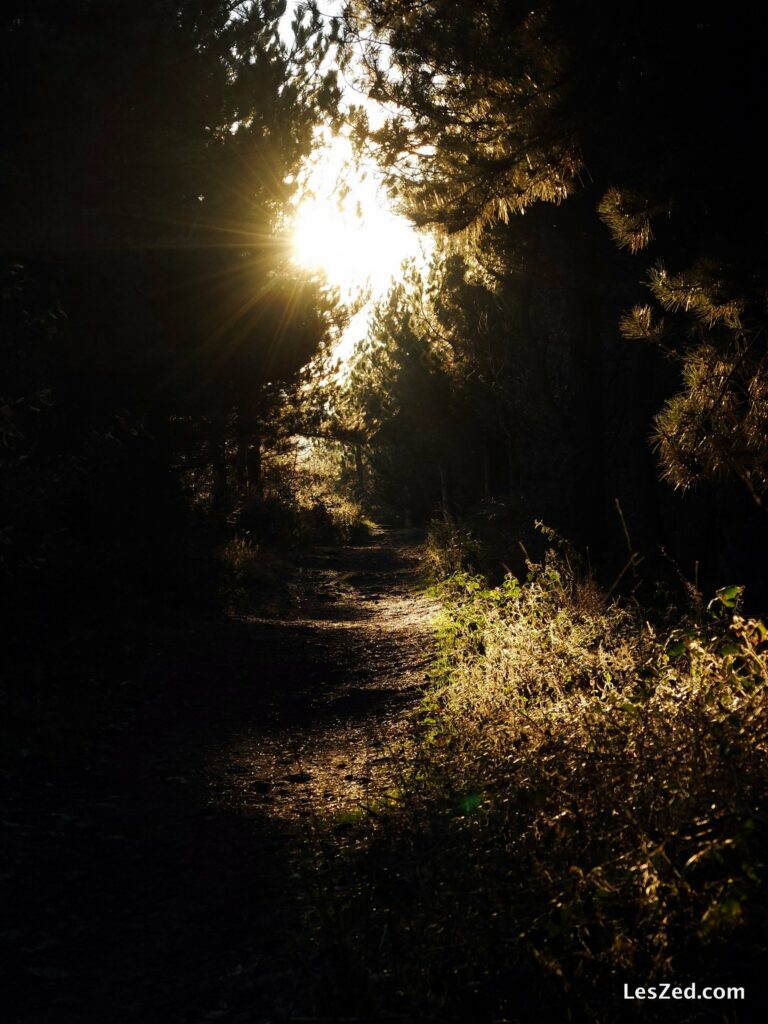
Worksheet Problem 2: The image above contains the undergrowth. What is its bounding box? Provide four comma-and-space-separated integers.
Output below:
218, 536, 293, 615
303, 545, 768, 1022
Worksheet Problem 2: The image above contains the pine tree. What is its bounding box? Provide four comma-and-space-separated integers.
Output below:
346, 3, 768, 518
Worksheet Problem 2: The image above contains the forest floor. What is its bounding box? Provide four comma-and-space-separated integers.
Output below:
4, 528, 438, 1024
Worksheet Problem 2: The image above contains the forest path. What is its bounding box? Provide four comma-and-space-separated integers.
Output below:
210, 527, 437, 822
6, 528, 438, 1024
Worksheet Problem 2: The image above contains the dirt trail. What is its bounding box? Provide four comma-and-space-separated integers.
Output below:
5, 528, 437, 1024
212, 527, 437, 821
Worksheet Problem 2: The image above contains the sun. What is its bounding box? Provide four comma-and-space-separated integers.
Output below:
290, 134, 425, 299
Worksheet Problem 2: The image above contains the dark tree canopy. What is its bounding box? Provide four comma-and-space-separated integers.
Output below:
1, 1, 340, 634
328, 2, 768, 588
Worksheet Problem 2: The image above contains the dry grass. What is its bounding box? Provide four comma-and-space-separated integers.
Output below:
303, 548, 768, 1022
218, 537, 289, 614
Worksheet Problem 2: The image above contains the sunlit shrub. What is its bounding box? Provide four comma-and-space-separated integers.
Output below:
306, 549, 768, 1022
218, 536, 286, 614
425, 518, 487, 578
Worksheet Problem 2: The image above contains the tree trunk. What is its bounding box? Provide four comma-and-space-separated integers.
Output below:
439, 464, 454, 524
354, 443, 365, 499
569, 279, 605, 552
482, 426, 492, 500
246, 431, 262, 500
403, 483, 413, 527
507, 440, 517, 501
210, 432, 228, 513
236, 405, 262, 500
235, 432, 248, 498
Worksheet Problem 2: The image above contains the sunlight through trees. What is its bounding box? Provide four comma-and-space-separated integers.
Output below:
4, 5, 768, 1022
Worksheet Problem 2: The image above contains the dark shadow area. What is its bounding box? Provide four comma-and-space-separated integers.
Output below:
3, 531, 434, 1024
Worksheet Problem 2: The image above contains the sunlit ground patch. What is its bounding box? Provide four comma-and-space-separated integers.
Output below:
206, 534, 438, 823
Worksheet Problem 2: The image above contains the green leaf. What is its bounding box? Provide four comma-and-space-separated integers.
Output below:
716, 585, 743, 608
667, 640, 685, 659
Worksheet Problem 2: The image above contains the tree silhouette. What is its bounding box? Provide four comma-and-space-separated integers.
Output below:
344, 2, 768, 533
1, 1, 339, 634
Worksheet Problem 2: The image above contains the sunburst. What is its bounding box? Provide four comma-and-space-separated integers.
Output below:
290, 133, 425, 301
